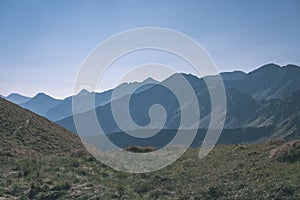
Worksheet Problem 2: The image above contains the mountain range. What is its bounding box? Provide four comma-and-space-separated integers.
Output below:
57, 64, 300, 143
1, 63, 300, 145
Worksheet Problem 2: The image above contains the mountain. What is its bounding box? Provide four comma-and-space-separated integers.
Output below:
0, 97, 84, 156
57, 86, 300, 142
21, 93, 62, 117
221, 71, 247, 80
20, 64, 300, 123
45, 78, 158, 121
224, 64, 300, 100
45, 89, 112, 121
4, 93, 31, 104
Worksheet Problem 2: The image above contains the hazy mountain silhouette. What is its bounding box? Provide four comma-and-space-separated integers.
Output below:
4, 93, 31, 104
45, 89, 111, 121
0, 63, 299, 154
46, 78, 158, 121
21, 93, 62, 117
7, 63, 299, 143
11, 64, 299, 123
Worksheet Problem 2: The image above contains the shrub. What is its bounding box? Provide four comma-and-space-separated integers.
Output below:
270, 140, 300, 163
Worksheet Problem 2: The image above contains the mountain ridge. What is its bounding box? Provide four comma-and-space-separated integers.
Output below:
4, 63, 300, 132
20, 93, 62, 117
4, 93, 31, 104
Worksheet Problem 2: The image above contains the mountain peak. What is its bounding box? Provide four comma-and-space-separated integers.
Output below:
35, 92, 48, 97
143, 77, 158, 83
32, 93, 57, 101
259, 63, 281, 71
21, 93, 62, 116
248, 63, 281, 76
77, 89, 92, 96
7, 93, 22, 98
5, 93, 31, 104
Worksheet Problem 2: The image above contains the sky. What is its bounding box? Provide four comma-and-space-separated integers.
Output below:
0, 0, 300, 99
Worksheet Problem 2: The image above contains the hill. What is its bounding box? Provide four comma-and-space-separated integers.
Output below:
0, 97, 84, 156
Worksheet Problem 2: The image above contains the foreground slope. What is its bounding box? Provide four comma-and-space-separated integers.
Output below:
0, 140, 299, 199
0, 97, 84, 156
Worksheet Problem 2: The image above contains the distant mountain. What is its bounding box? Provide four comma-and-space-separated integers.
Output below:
58, 85, 300, 141
220, 71, 247, 80
0, 97, 84, 156
21, 93, 62, 117
4, 93, 31, 104
224, 64, 300, 100
46, 78, 158, 121
10, 63, 299, 143
20, 64, 300, 123
46, 89, 111, 121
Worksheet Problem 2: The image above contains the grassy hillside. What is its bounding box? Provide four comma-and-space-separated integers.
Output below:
0, 140, 299, 199
0, 97, 85, 156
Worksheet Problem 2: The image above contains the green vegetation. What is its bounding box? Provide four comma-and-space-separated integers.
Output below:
1, 141, 299, 199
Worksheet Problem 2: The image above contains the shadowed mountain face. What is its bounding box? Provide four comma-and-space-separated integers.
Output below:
55, 64, 300, 142
57, 86, 300, 142
0, 97, 85, 156
224, 64, 300, 100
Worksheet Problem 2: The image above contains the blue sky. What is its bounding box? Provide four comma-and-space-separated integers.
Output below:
0, 0, 299, 98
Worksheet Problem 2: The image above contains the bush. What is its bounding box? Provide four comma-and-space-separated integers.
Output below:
125, 146, 156, 153
270, 140, 300, 163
